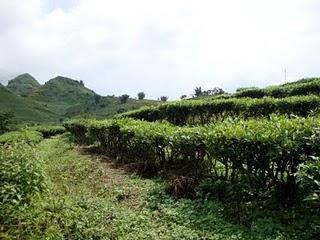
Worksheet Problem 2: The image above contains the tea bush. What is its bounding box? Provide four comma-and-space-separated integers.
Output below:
118, 95, 320, 125
64, 116, 320, 206
0, 144, 46, 207
0, 130, 43, 145
28, 125, 65, 138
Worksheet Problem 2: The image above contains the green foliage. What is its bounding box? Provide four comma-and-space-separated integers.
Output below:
296, 157, 320, 206
137, 91, 145, 100
3, 135, 318, 239
7, 73, 40, 96
194, 86, 202, 97
0, 111, 15, 134
160, 96, 168, 102
236, 78, 320, 98
120, 94, 130, 104
65, 116, 320, 207
0, 144, 46, 208
0, 84, 59, 123
180, 94, 187, 100
0, 130, 43, 145
119, 95, 320, 125
27, 125, 65, 138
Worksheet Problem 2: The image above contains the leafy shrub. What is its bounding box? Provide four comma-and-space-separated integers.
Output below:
118, 95, 320, 125
296, 157, 320, 207
0, 130, 43, 145
236, 78, 320, 98
0, 111, 16, 134
137, 92, 145, 100
65, 116, 320, 206
0, 144, 46, 206
28, 125, 65, 138
119, 94, 129, 104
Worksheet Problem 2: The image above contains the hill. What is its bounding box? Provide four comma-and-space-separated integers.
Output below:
0, 84, 59, 123
31, 76, 95, 104
0, 74, 159, 123
7, 73, 40, 96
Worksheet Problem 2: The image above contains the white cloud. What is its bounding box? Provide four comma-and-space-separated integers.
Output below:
0, 0, 320, 98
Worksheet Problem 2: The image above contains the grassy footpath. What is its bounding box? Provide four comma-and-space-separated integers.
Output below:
1, 135, 315, 239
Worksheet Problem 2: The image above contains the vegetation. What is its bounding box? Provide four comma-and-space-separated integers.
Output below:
0, 130, 43, 145
27, 125, 66, 138
160, 96, 168, 102
0, 111, 15, 134
64, 116, 320, 208
119, 95, 320, 125
137, 92, 145, 100
120, 94, 130, 104
1, 135, 318, 239
1, 75, 320, 239
236, 77, 320, 98
0, 74, 159, 123
7, 73, 40, 96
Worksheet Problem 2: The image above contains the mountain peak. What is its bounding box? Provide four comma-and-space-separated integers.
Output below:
7, 73, 40, 96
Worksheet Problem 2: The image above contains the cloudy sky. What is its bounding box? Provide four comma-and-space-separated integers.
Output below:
0, 0, 320, 99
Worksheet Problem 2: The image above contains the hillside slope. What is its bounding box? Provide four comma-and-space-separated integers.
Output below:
0, 84, 59, 123
0, 74, 159, 123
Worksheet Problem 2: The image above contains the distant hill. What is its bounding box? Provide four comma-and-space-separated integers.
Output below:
7, 73, 40, 96
0, 84, 58, 123
0, 73, 159, 123
31, 76, 95, 104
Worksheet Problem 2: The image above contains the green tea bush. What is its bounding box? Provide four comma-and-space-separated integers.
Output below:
0, 130, 43, 145
65, 116, 320, 205
118, 96, 320, 125
0, 111, 16, 134
236, 78, 320, 98
0, 144, 46, 206
28, 125, 65, 138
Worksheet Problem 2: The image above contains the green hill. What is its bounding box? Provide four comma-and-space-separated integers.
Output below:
7, 73, 40, 96
0, 74, 159, 123
0, 84, 59, 123
31, 76, 95, 104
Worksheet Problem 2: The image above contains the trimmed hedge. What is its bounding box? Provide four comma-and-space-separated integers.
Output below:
0, 144, 46, 206
118, 96, 320, 125
236, 78, 320, 98
28, 125, 65, 138
0, 130, 43, 145
64, 116, 320, 204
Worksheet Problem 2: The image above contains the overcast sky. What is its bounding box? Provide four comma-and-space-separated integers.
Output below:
0, 0, 320, 99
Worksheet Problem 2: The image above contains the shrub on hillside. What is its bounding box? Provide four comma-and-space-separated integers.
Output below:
0, 130, 43, 145
0, 111, 16, 134
28, 125, 65, 138
0, 144, 46, 206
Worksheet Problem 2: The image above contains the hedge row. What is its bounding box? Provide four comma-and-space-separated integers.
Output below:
236, 78, 320, 98
118, 95, 320, 125
64, 116, 320, 204
0, 130, 43, 145
27, 125, 66, 138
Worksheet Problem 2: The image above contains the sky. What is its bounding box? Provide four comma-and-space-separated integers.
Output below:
0, 0, 320, 99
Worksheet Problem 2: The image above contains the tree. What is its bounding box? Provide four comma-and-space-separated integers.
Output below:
79, 80, 84, 86
160, 96, 168, 102
137, 92, 145, 100
194, 87, 202, 97
208, 87, 225, 96
180, 94, 187, 100
119, 94, 129, 104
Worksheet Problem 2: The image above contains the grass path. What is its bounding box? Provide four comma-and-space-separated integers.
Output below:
6, 135, 301, 239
